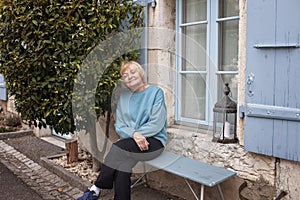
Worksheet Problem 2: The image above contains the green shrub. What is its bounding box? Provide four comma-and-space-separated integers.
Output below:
0, 0, 143, 134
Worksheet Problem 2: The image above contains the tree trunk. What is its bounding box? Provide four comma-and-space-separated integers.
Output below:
65, 139, 78, 164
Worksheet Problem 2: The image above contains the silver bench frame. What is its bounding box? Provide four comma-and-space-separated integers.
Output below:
131, 151, 236, 200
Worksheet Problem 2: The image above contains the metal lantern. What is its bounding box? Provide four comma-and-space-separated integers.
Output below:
212, 83, 238, 143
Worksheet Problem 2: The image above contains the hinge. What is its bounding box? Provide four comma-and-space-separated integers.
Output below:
254, 44, 300, 48
239, 105, 245, 119
240, 104, 300, 122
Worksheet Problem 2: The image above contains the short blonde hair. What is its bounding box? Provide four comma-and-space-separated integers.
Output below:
120, 61, 146, 83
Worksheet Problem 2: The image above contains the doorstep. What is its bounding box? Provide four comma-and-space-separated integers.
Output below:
41, 135, 67, 149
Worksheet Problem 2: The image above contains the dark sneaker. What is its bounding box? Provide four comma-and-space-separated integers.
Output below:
77, 189, 99, 200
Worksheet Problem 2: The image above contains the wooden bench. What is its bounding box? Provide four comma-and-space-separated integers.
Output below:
132, 151, 236, 200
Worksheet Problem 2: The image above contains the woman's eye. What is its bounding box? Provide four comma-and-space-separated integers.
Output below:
122, 74, 128, 80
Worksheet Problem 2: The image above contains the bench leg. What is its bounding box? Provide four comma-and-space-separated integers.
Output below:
131, 165, 152, 189
217, 184, 225, 200
200, 184, 205, 200
184, 178, 199, 200
131, 172, 147, 188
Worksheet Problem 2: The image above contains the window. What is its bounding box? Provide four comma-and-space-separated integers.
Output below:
176, 0, 239, 126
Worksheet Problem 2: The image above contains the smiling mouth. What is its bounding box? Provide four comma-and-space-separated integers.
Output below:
127, 78, 137, 83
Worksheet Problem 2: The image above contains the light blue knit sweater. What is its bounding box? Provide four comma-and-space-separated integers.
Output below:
114, 85, 167, 146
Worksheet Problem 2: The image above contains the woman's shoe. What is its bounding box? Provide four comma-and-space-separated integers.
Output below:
77, 189, 99, 200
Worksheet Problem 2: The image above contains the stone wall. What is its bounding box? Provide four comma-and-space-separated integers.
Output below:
237, 0, 247, 145
145, 0, 300, 199
276, 160, 300, 199
0, 100, 6, 114
147, 0, 176, 126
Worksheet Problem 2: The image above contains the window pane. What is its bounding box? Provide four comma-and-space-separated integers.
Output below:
219, 20, 239, 71
181, 74, 206, 120
219, 0, 239, 18
217, 74, 238, 101
182, 25, 207, 71
182, 0, 207, 23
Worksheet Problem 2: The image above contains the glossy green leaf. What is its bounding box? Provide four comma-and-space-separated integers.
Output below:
0, 0, 143, 135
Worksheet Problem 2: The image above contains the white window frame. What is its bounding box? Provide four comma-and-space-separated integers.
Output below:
175, 0, 239, 127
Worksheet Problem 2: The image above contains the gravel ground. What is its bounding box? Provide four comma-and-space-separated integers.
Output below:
4, 134, 65, 162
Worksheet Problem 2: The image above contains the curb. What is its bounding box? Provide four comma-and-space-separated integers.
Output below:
40, 154, 91, 192
0, 130, 90, 193
0, 129, 33, 140
0, 139, 85, 199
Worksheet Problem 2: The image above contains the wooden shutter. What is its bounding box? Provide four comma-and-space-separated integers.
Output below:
243, 0, 300, 162
0, 74, 6, 101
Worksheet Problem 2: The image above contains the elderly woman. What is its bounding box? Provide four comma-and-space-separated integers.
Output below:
78, 61, 167, 200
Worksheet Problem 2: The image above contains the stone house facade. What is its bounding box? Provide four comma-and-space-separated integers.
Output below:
3, 1, 300, 199
142, 0, 300, 199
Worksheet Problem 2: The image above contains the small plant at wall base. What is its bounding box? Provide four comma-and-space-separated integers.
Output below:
0, 127, 13, 133
0, 111, 22, 133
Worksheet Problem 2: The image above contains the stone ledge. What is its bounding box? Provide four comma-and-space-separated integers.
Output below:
40, 154, 91, 192
0, 129, 33, 140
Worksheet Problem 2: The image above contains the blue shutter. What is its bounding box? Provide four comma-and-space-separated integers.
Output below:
0, 74, 6, 101
243, 0, 300, 162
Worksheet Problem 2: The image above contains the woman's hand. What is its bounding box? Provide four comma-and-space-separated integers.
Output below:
133, 132, 149, 151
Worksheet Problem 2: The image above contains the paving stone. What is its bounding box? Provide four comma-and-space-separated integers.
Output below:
32, 165, 42, 171
40, 169, 53, 177
0, 140, 83, 199
67, 188, 82, 196
12, 151, 21, 157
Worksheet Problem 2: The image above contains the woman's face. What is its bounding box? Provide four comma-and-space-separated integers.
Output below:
122, 65, 144, 91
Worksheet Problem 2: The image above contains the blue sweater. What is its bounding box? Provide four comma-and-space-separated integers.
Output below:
114, 85, 167, 146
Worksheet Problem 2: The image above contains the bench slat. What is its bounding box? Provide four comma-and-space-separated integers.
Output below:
144, 151, 236, 187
